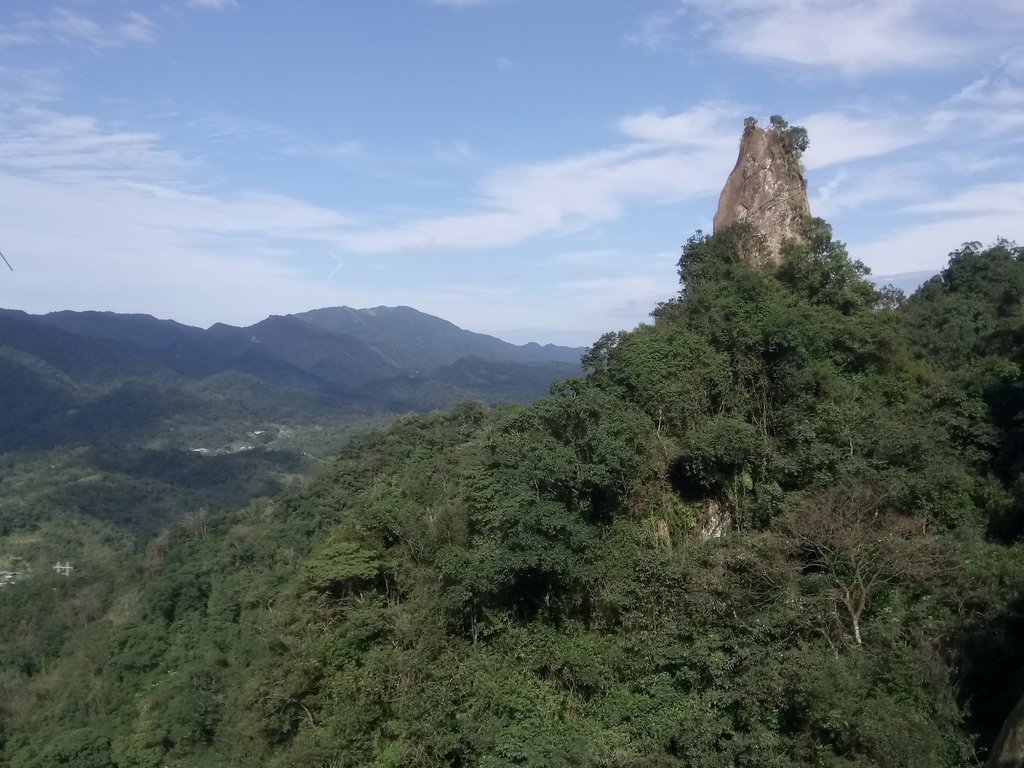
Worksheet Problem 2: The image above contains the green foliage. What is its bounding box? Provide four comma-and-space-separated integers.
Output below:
768, 114, 810, 158
778, 218, 878, 314
3, 228, 1024, 767
902, 239, 1024, 538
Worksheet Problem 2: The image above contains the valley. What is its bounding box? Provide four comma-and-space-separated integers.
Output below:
0, 305, 582, 583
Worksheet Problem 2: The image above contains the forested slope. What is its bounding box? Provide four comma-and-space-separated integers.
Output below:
0, 305, 580, 577
2, 223, 1023, 767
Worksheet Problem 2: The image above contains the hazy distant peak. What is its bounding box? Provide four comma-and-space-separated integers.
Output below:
293, 305, 583, 372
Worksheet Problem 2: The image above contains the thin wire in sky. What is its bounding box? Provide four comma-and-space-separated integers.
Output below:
0, 251, 12, 271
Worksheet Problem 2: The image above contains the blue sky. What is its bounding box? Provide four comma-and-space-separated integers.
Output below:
1, 0, 1022, 345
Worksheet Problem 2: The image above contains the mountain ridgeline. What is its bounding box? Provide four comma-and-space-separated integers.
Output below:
295, 306, 582, 371
2, 120, 1024, 767
0, 306, 582, 550
0, 305, 583, 448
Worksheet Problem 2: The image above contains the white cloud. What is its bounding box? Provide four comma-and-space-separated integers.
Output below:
0, 30, 36, 46
0, 65, 62, 106
929, 47, 1024, 137
626, 6, 686, 52
190, 113, 295, 144
799, 111, 922, 169
429, 139, 482, 165
186, 0, 240, 10
635, 0, 1024, 75
0, 8, 158, 50
283, 140, 363, 162
702, 0, 951, 74
850, 182, 1024, 272
0, 156, 614, 342
0, 170, 359, 324
618, 102, 741, 147
0, 108, 188, 180
853, 214, 1024, 274
428, 0, 501, 7
905, 182, 1024, 217
187, 112, 365, 165
810, 165, 930, 218
50, 8, 156, 48
326, 102, 744, 254
333, 139, 733, 254
4, 54, 1020, 345
0, 103, 366, 327
173, 100, 945, 258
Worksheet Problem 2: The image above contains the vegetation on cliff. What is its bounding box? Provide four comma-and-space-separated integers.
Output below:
1, 222, 1023, 767
714, 118, 811, 265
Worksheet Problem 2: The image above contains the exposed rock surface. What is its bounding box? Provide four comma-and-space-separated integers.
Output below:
698, 498, 729, 542
988, 692, 1024, 767
713, 124, 811, 267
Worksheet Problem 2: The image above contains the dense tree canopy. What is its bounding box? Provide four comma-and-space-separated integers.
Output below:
2, 225, 1024, 767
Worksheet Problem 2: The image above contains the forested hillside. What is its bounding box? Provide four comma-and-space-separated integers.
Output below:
2, 220, 1022, 767
0, 306, 580, 577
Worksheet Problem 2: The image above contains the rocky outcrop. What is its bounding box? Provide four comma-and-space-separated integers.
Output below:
988, 692, 1024, 767
713, 123, 811, 267
697, 499, 729, 542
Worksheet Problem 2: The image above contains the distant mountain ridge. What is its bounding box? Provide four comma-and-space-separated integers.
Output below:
27, 305, 583, 379
294, 305, 583, 371
0, 305, 584, 452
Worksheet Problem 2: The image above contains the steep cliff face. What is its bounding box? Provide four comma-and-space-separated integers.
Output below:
713, 124, 811, 267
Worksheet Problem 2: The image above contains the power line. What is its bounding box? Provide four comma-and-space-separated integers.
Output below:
0, 251, 12, 271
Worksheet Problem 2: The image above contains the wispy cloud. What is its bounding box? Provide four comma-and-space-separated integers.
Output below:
633, 0, 1024, 75
929, 47, 1024, 137
625, 5, 686, 52
853, 215, 1024, 274
428, 0, 502, 7
906, 182, 1024, 217
186, 0, 240, 10
283, 140, 363, 162
190, 113, 363, 163
2, 44, 1019, 342
332, 129, 734, 254
0, 29, 36, 46
846, 180, 1024, 273
619, 105, 925, 169
429, 139, 483, 165
239, 98, 969, 257
0, 103, 357, 277
693, 0, 952, 74
0, 65, 62, 105
0, 108, 188, 181
190, 113, 294, 144
799, 111, 923, 169
0, 8, 158, 50
617, 102, 740, 147
320, 103, 744, 254
811, 165, 931, 218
